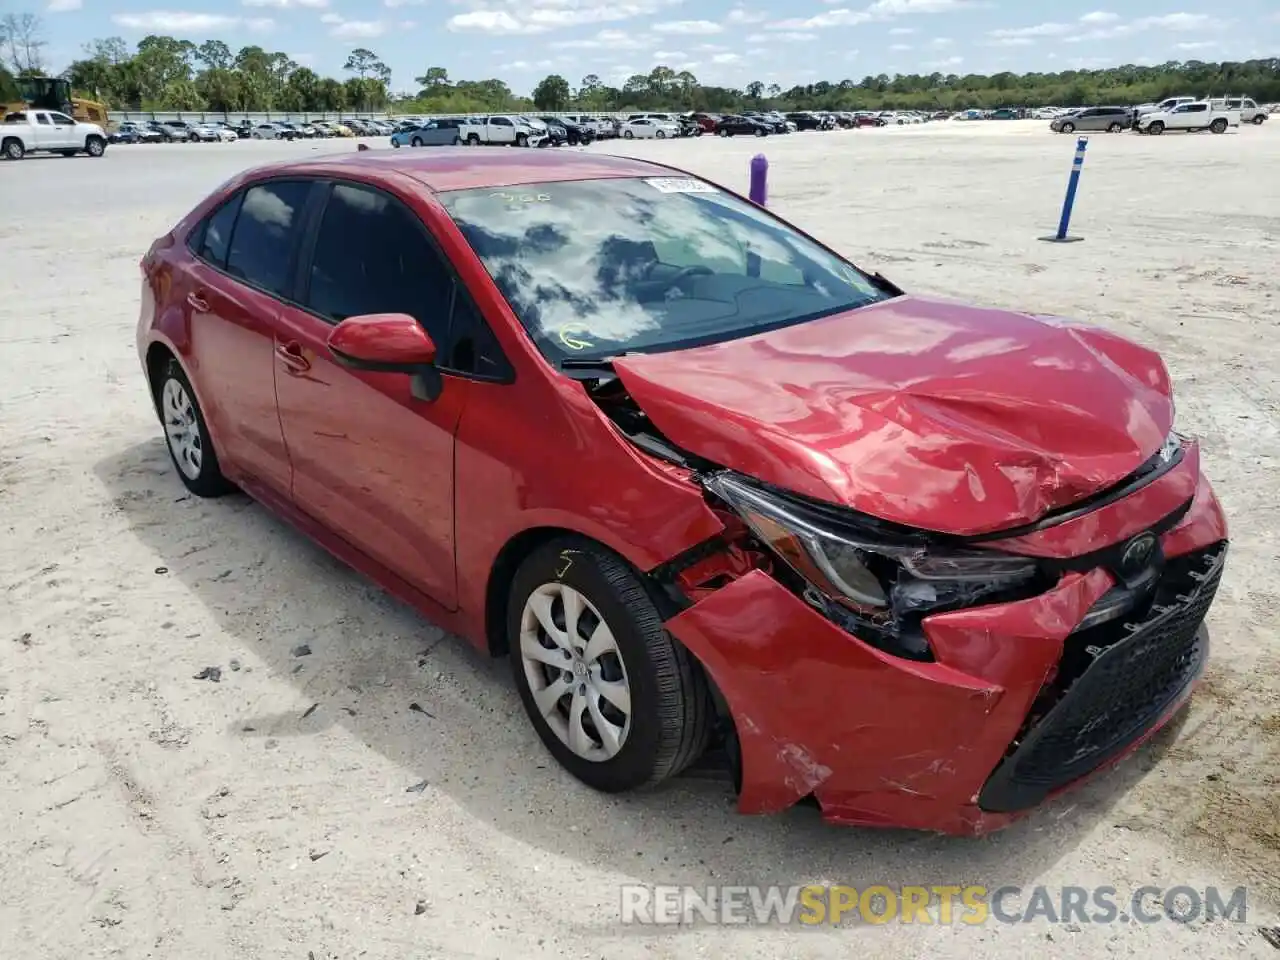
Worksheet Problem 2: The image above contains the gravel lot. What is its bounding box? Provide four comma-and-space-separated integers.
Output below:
2, 120, 1278, 959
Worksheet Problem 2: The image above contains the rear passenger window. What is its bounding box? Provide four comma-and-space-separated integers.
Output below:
193, 194, 243, 269
225, 180, 312, 298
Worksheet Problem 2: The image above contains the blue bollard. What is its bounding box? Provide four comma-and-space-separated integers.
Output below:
1039, 136, 1088, 243
749, 153, 769, 206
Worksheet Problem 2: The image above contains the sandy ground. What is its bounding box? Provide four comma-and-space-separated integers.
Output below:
1, 118, 1278, 959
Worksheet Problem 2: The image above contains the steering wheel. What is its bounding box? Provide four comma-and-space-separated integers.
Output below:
665, 265, 714, 285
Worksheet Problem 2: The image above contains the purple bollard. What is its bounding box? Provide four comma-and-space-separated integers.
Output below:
749, 153, 769, 206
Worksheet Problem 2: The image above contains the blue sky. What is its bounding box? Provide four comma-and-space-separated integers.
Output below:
32, 0, 1280, 96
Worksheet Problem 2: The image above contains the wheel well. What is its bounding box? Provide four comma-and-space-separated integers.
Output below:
484, 527, 578, 657
483, 527, 683, 657
145, 342, 176, 412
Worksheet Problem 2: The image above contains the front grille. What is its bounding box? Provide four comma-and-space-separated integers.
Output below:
978, 541, 1226, 813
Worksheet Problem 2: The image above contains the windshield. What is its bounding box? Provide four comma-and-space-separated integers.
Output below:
437, 176, 891, 364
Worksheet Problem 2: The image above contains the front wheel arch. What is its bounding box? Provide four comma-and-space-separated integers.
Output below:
484, 526, 686, 658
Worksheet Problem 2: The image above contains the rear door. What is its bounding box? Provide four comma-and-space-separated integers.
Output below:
177, 179, 317, 494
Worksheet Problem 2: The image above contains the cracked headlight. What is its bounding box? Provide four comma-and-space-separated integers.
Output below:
704, 472, 1041, 657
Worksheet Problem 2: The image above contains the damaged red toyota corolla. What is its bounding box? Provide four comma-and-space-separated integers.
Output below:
137, 150, 1227, 834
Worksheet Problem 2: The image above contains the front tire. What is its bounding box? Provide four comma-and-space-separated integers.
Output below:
1149, 121, 1165, 135
1107, 122, 1123, 132
508, 537, 713, 793
411, 137, 423, 147
1252, 115, 1266, 125
155, 358, 234, 498
623, 129, 634, 139
1061, 121, 1075, 134
655, 129, 666, 139
85, 135, 106, 157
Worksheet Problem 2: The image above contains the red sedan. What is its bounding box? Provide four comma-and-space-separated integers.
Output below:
137, 149, 1228, 835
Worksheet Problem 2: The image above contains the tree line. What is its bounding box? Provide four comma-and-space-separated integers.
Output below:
3, 14, 1278, 116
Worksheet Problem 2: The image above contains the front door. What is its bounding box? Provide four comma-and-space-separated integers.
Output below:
274, 180, 465, 607
179, 179, 315, 494
48, 111, 79, 147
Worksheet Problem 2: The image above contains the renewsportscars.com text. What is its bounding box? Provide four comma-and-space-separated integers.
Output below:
620, 884, 1249, 926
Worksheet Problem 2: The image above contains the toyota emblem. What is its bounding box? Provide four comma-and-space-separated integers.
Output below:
1120, 532, 1157, 573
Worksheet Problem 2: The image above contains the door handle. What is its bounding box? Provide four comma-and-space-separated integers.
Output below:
187, 291, 210, 313
275, 341, 311, 373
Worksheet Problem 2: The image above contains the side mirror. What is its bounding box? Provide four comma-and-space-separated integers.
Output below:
327, 313, 443, 402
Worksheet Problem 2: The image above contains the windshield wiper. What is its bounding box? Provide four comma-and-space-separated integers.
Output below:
560, 351, 640, 371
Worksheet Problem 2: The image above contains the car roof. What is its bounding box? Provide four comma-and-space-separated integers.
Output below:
263, 148, 683, 193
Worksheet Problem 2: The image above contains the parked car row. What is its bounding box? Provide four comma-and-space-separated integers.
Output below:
108, 117, 401, 144
1044, 96, 1268, 135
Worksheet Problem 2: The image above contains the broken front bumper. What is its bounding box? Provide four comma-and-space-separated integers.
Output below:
664, 452, 1228, 835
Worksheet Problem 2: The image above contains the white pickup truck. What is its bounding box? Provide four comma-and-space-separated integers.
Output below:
1, 108, 110, 159
1134, 100, 1238, 135
457, 115, 547, 147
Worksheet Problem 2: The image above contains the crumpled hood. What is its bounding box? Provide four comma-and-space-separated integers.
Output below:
612, 296, 1174, 536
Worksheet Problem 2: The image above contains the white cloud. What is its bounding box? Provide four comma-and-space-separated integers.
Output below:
242, 0, 327, 7
110, 11, 274, 32
321, 14, 389, 37
866, 0, 978, 12
449, 0, 678, 33
652, 49, 683, 58
988, 21, 1072, 39
929, 35, 952, 45
890, 42, 911, 50
46, 0, 82, 11
1174, 40, 1216, 50
384, 0, 427, 5
1065, 12, 1223, 42
888, 26, 914, 34
726, 7, 767, 24
925, 55, 962, 68
770, 9, 872, 29
551, 28, 651, 49
652, 19, 722, 33
711, 51, 741, 63
1078, 10, 1118, 24
448, 9, 546, 32
988, 36, 1032, 46
748, 30, 816, 40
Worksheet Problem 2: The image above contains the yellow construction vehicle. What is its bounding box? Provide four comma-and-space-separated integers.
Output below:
3, 76, 109, 127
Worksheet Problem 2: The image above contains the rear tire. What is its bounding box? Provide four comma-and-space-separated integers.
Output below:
2, 138, 25, 160
1210, 118, 1228, 134
153, 358, 234, 498
508, 537, 713, 793
467, 134, 480, 146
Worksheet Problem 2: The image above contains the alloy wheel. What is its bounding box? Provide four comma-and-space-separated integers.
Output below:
519, 582, 632, 762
